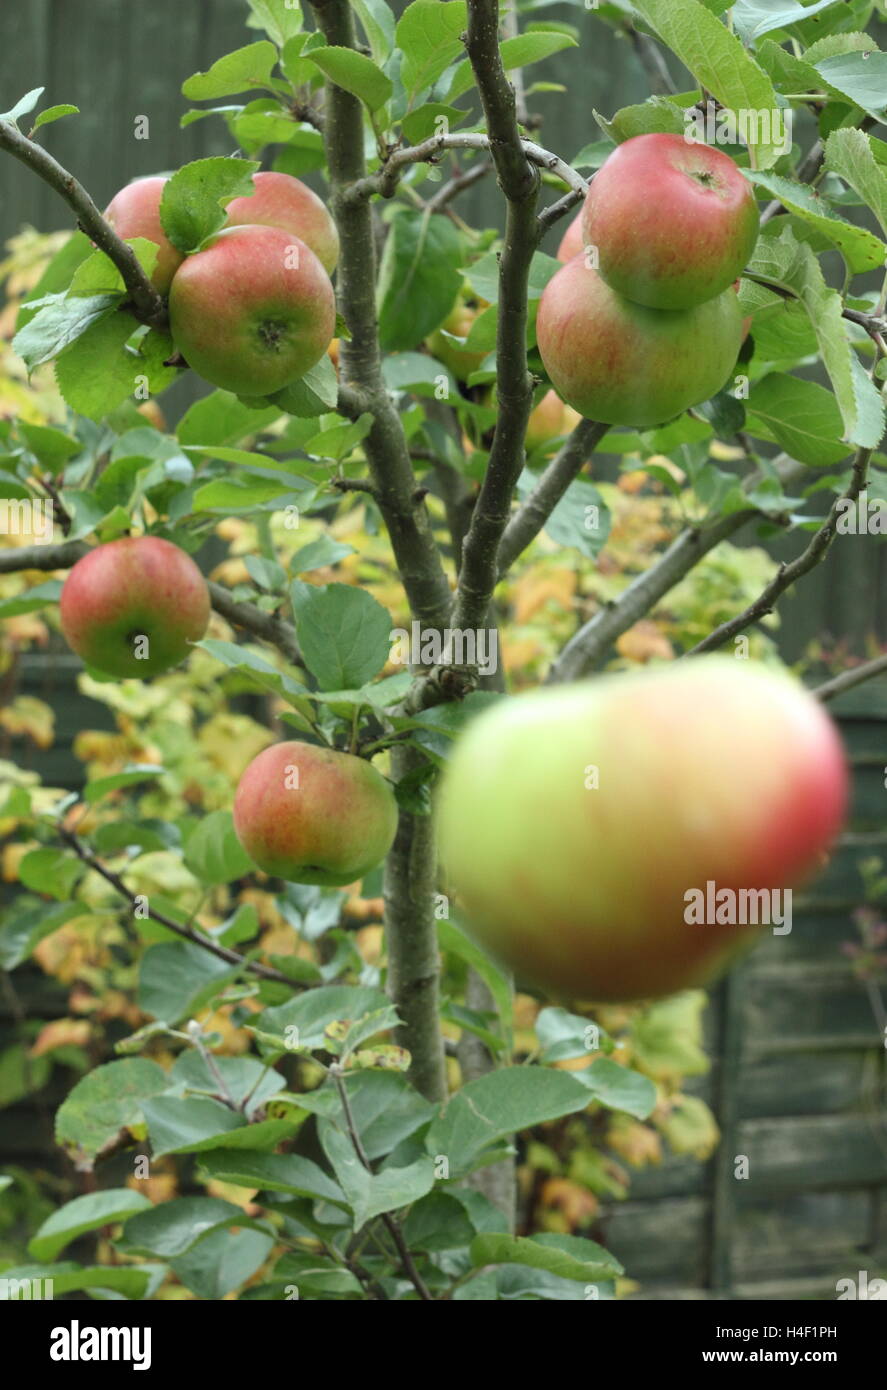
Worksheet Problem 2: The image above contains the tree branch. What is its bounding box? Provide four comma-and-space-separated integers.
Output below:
0, 117, 167, 330
309, 0, 452, 632
344, 132, 585, 204
687, 448, 872, 656
497, 419, 607, 574
450, 0, 540, 633
59, 826, 297, 988
548, 454, 808, 683
814, 652, 887, 702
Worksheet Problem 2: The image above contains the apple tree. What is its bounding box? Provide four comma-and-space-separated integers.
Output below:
0, 0, 885, 1300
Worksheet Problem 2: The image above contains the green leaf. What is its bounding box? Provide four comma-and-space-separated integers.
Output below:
571, 1058, 657, 1119
319, 1122, 434, 1228
352, 0, 396, 63
140, 1094, 295, 1156
746, 170, 884, 273
18, 421, 80, 469
814, 52, 887, 121
83, 764, 164, 804
28, 1188, 152, 1261
397, 0, 468, 96
160, 156, 260, 255
308, 46, 392, 111
731, 0, 843, 42
124, 1196, 266, 1257
0, 900, 83, 971
303, 412, 373, 461
18, 847, 82, 900
183, 808, 255, 885
269, 1250, 363, 1298
536, 1006, 610, 1064
516, 471, 611, 557
750, 225, 885, 449
0, 580, 63, 620
291, 581, 392, 690
0, 87, 44, 125
438, 919, 513, 1049
824, 127, 887, 239
0, 1263, 150, 1300
171, 1226, 273, 1299
246, 0, 305, 47
55, 317, 178, 421
401, 103, 468, 144
631, 0, 783, 168
403, 1191, 476, 1251
377, 209, 464, 351
273, 354, 339, 417
138, 940, 242, 1025
255, 984, 391, 1055
13, 293, 119, 371
745, 373, 852, 466
182, 41, 279, 100
197, 1149, 346, 1204
469, 1231, 622, 1283
448, 31, 577, 101
177, 389, 281, 447
55, 1058, 169, 1163
425, 1068, 592, 1178
290, 536, 354, 572
595, 96, 686, 144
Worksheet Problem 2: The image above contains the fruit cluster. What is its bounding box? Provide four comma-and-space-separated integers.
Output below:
106, 171, 339, 396
538, 133, 759, 428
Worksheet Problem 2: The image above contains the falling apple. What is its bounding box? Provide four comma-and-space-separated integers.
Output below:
438, 657, 847, 1003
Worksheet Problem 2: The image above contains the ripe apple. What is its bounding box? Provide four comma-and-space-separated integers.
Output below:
223, 171, 339, 274
536, 255, 743, 428
556, 210, 584, 264
438, 657, 847, 1004
60, 536, 210, 679
425, 294, 488, 381
233, 740, 398, 886
582, 133, 759, 311
526, 389, 582, 453
168, 225, 336, 396
104, 176, 183, 293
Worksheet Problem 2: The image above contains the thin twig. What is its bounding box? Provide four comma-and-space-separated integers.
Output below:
814, 653, 887, 702
0, 115, 167, 329
58, 825, 297, 988
686, 448, 872, 656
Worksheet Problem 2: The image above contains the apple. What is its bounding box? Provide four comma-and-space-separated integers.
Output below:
223, 171, 339, 274
582, 133, 759, 311
104, 176, 183, 293
60, 536, 210, 679
233, 740, 398, 886
168, 225, 336, 397
425, 294, 488, 381
438, 657, 847, 1004
536, 254, 743, 428
556, 210, 584, 264
526, 389, 582, 453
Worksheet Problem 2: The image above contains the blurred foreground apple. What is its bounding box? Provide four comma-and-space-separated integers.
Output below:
438, 658, 847, 1002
